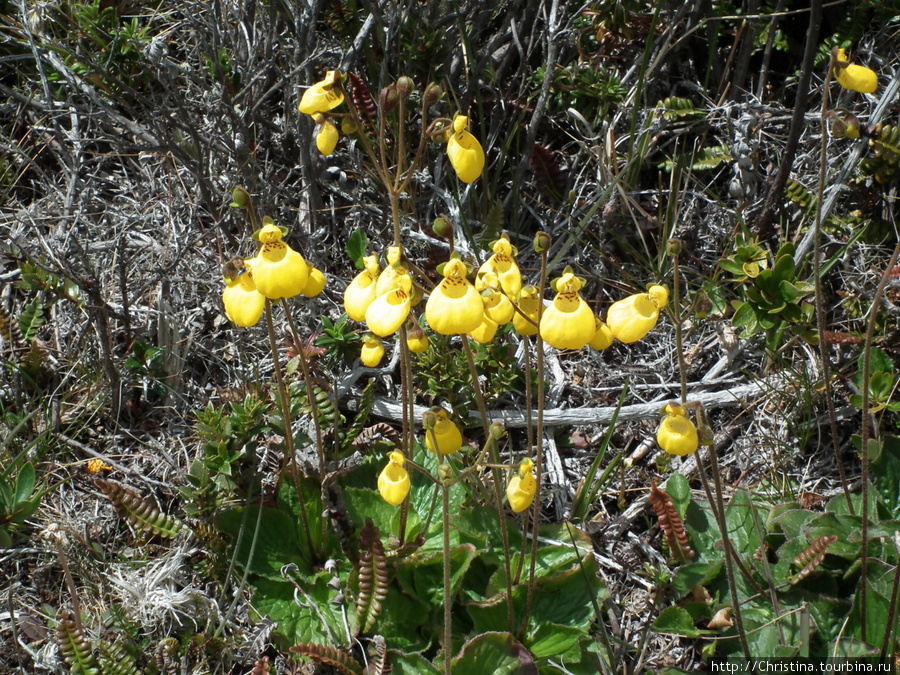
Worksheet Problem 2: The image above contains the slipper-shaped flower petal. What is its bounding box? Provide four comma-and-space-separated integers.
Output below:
476, 235, 522, 298
245, 222, 309, 300
606, 284, 668, 344
378, 451, 410, 505
365, 272, 412, 337
468, 312, 499, 344
222, 272, 265, 327
540, 272, 595, 350
302, 267, 327, 298
589, 317, 614, 351
447, 114, 485, 183
360, 333, 385, 367
299, 70, 345, 115
425, 408, 463, 455
316, 120, 339, 156
507, 458, 536, 513
344, 255, 380, 321
513, 286, 540, 337
425, 258, 484, 335
834, 48, 877, 94
656, 403, 698, 457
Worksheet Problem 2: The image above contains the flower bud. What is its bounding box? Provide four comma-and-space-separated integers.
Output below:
422, 409, 437, 431
666, 238, 682, 257
423, 83, 442, 106
231, 187, 251, 209
396, 76, 414, 99
432, 217, 454, 241
489, 421, 506, 440
534, 231, 551, 253
380, 85, 399, 113
438, 463, 453, 484
341, 117, 358, 135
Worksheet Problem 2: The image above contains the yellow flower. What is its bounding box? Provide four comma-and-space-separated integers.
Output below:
344, 255, 380, 321
468, 312, 498, 344
589, 317, 613, 351
833, 48, 877, 94
481, 289, 514, 325
513, 285, 540, 337
365, 271, 412, 337
360, 333, 384, 367
447, 114, 485, 183
245, 221, 309, 300
476, 235, 522, 298
539, 271, 595, 350
424, 408, 463, 455
375, 246, 405, 296
606, 285, 668, 344
656, 403, 698, 456
302, 267, 327, 298
425, 257, 484, 335
378, 451, 410, 506
222, 271, 265, 327
506, 458, 536, 513
316, 121, 339, 156
407, 325, 429, 354
298, 70, 344, 115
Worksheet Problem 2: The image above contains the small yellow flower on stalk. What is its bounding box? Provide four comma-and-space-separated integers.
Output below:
378, 451, 410, 506
315, 119, 339, 156
375, 246, 406, 296
589, 317, 614, 351
446, 114, 485, 183
656, 403, 699, 457
506, 458, 536, 514
540, 270, 596, 350
476, 234, 522, 299
478, 270, 515, 325
298, 70, 345, 115
302, 267, 327, 298
407, 323, 429, 354
425, 257, 484, 336
424, 407, 463, 455
344, 254, 380, 322
513, 285, 540, 337
468, 312, 499, 344
606, 285, 668, 344
360, 333, 385, 367
244, 220, 309, 300
833, 48, 877, 94
221, 258, 265, 327
365, 269, 412, 337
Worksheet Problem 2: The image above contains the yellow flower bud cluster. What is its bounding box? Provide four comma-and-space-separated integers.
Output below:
221, 219, 326, 328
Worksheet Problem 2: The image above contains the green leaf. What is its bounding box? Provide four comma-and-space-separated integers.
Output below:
527, 622, 582, 659
345, 228, 368, 269
250, 574, 345, 648
14, 463, 35, 504
451, 632, 532, 674
873, 436, 900, 519
663, 473, 691, 519
653, 606, 702, 638
671, 560, 724, 596
215, 507, 310, 578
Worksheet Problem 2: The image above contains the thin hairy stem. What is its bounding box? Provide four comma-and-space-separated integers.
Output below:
442, 474, 452, 675
672, 251, 688, 403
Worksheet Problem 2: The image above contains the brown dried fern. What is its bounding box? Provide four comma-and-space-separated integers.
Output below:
791, 535, 837, 584
531, 143, 567, 203
155, 637, 179, 675
56, 608, 99, 675
94, 479, 184, 539
369, 635, 392, 675
351, 422, 400, 453
649, 481, 694, 562
289, 643, 364, 675
249, 656, 270, 675
0, 303, 25, 354
348, 72, 377, 141
356, 518, 389, 634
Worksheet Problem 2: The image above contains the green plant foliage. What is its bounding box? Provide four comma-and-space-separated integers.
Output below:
345, 228, 369, 270
850, 347, 900, 414
656, 96, 706, 121
659, 145, 731, 172
95, 479, 184, 539
123, 337, 169, 403
316, 314, 363, 365
859, 124, 900, 184
0, 460, 45, 547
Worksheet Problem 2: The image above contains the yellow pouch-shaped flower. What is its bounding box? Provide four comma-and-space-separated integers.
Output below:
365, 272, 412, 337
407, 326, 429, 354
589, 317, 613, 351
606, 284, 668, 344
425, 258, 484, 335
360, 333, 384, 367
316, 121, 339, 156
378, 451, 410, 505
344, 255, 380, 322
298, 70, 344, 115
476, 235, 522, 298
447, 114, 485, 183
222, 272, 265, 327
245, 222, 309, 300
513, 286, 540, 337
482, 289, 515, 325
656, 403, 698, 456
834, 48, 877, 94
425, 408, 463, 455
540, 272, 595, 350
468, 313, 499, 344
507, 458, 536, 513
302, 267, 327, 298
375, 246, 405, 296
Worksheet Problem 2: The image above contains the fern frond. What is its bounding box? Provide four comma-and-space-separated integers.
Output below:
0, 304, 25, 353
531, 144, 567, 202
341, 378, 377, 453
657, 96, 705, 121
659, 145, 731, 172
18, 297, 45, 342
351, 423, 400, 454
649, 481, 694, 562
348, 72, 377, 140
289, 643, 364, 675
791, 535, 837, 584
56, 609, 100, 675
355, 518, 389, 634
94, 479, 184, 539
369, 635, 392, 675
155, 637, 179, 675
249, 656, 270, 675
98, 641, 141, 675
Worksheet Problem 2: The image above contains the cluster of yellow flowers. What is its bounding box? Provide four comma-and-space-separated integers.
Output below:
222, 220, 326, 327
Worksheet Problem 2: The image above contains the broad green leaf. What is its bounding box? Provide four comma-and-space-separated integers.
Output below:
345, 228, 368, 269
14, 463, 35, 504
250, 574, 345, 648
527, 622, 581, 659
216, 507, 310, 578
652, 606, 702, 638
671, 560, 724, 596
663, 473, 691, 518
873, 436, 900, 519
451, 632, 532, 674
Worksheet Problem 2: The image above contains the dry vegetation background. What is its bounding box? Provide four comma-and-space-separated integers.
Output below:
2, 0, 900, 673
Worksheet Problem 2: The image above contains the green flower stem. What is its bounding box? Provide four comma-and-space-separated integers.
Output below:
462, 336, 514, 634
671, 249, 688, 403
265, 301, 315, 559
514, 335, 535, 584
397, 324, 412, 546
522, 243, 549, 636
441, 468, 452, 675
815, 53, 854, 514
